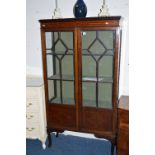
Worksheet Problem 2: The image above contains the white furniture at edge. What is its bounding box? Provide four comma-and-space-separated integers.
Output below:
26, 76, 47, 149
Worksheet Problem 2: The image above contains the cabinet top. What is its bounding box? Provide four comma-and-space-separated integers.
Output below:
39, 16, 122, 29
39, 16, 121, 22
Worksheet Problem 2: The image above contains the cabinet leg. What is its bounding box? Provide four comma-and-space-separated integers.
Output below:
47, 130, 52, 147
55, 130, 64, 138
56, 132, 59, 137
110, 140, 115, 155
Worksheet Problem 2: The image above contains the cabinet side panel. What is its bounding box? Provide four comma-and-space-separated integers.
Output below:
112, 28, 121, 134
41, 30, 49, 124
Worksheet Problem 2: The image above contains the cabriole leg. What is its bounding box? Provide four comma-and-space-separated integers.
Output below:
110, 139, 115, 155
47, 130, 52, 147
56, 132, 59, 137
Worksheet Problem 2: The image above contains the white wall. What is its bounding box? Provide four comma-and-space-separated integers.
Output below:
26, 0, 129, 96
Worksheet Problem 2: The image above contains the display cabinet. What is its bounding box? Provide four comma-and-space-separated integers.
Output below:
39, 17, 122, 154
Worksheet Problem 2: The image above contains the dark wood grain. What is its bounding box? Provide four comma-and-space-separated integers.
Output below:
48, 104, 76, 129
77, 27, 83, 131
81, 107, 113, 131
74, 28, 80, 130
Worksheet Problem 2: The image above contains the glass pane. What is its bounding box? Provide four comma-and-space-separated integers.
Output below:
82, 82, 113, 108
61, 32, 73, 49
45, 31, 75, 105
45, 32, 53, 49
82, 82, 96, 107
46, 55, 53, 77
82, 56, 96, 77
55, 55, 74, 76
48, 80, 55, 101
56, 32, 73, 55
81, 30, 114, 109
89, 39, 106, 55
99, 31, 114, 49
82, 31, 96, 49
99, 56, 113, 77
98, 83, 112, 109
62, 81, 74, 105
45, 32, 73, 54
55, 40, 67, 54
48, 80, 74, 105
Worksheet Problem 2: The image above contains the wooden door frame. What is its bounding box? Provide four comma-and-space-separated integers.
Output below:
76, 27, 121, 137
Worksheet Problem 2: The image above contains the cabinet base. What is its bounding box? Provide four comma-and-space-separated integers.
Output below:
47, 128, 64, 147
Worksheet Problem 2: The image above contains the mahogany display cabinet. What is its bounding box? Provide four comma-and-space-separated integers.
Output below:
39, 17, 122, 154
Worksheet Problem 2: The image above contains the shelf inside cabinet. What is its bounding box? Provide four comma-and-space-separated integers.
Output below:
46, 49, 73, 56
82, 76, 113, 83
48, 74, 74, 81
49, 97, 75, 105
46, 49, 114, 56
48, 74, 113, 83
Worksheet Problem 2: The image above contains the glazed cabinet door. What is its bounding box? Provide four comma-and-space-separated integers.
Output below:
44, 30, 77, 130
79, 29, 117, 133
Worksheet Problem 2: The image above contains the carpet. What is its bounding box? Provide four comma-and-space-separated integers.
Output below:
26, 133, 116, 155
